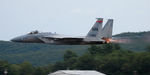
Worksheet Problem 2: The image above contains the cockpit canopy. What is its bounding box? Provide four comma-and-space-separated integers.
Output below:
28, 30, 39, 34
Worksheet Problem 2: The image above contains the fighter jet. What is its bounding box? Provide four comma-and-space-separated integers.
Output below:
11, 18, 113, 45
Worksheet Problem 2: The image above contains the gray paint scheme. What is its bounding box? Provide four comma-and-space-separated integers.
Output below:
84, 18, 103, 42
11, 18, 113, 45
102, 19, 113, 38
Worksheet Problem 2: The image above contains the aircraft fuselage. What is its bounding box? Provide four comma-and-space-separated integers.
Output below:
11, 32, 105, 45
11, 18, 113, 45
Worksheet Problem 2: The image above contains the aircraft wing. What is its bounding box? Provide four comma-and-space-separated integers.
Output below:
38, 36, 83, 44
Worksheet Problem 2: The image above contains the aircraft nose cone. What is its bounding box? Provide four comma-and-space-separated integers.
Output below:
11, 36, 22, 42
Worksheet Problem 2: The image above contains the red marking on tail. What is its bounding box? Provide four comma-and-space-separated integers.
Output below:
96, 20, 103, 23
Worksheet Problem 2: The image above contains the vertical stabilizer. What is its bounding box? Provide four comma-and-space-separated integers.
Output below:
102, 19, 113, 38
84, 18, 103, 41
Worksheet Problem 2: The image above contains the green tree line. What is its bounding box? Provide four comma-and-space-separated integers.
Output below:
0, 44, 150, 75
51, 44, 150, 75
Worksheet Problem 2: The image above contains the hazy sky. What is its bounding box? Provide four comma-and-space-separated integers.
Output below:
0, 0, 150, 41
